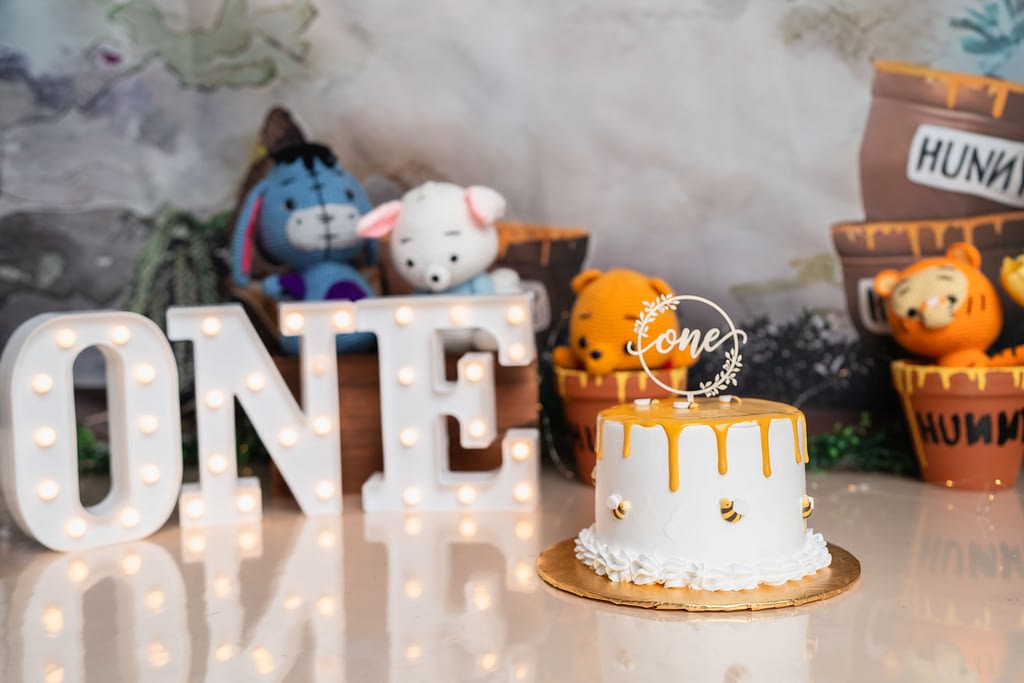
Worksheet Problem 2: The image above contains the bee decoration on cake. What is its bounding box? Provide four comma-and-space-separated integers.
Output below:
719, 498, 743, 524
607, 494, 631, 520
801, 495, 814, 519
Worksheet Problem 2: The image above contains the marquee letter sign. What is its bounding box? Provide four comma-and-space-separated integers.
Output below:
356, 295, 540, 511
0, 312, 182, 552
167, 303, 346, 528
0, 294, 541, 551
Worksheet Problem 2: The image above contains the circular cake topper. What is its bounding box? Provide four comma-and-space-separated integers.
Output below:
627, 294, 748, 402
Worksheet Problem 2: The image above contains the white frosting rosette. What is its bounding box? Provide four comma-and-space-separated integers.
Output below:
575, 525, 832, 592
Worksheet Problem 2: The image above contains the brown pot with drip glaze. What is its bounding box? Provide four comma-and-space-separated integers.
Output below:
831, 210, 1024, 344
892, 360, 1024, 490
553, 365, 688, 485
860, 61, 1024, 222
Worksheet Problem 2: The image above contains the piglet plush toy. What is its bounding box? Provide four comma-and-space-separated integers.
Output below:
356, 181, 520, 295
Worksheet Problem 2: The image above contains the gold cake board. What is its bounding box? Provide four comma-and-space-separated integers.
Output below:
537, 538, 860, 612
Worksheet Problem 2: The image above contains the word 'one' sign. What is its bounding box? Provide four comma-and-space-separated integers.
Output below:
0, 297, 539, 552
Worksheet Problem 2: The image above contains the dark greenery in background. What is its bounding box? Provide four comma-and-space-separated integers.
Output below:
690, 310, 893, 409
807, 412, 917, 475
77, 209, 242, 476
688, 310, 916, 474
76, 426, 110, 475
539, 309, 919, 477
122, 208, 231, 397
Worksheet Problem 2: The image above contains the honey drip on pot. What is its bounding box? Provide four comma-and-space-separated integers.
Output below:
615, 372, 630, 403
875, 60, 1024, 119
600, 399, 804, 492
833, 213, 1018, 259
554, 366, 686, 403
891, 361, 1024, 396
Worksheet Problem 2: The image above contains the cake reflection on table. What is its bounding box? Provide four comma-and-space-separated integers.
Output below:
598, 606, 811, 682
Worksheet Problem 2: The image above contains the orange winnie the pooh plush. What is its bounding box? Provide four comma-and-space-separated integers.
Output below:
552, 268, 697, 376
873, 242, 1024, 367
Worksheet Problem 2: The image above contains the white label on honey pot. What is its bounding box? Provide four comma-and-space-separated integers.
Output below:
906, 125, 1024, 208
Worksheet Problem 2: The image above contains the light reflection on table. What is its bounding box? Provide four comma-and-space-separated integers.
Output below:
1, 469, 1023, 682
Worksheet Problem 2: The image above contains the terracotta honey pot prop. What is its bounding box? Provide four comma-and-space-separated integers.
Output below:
552, 269, 695, 484
833, 61, 1024, 346
873, 242, 1024, 490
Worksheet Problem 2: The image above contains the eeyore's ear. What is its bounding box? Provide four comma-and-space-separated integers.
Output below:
464, 186, 506, 227
356, 200, 402, 238
231, 179, 269, 286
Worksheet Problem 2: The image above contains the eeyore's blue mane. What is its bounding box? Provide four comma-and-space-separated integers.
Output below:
270, 143, 339, 172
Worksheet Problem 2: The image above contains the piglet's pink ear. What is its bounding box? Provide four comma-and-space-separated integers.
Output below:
465, 185, 507, 227
356, 200, 403, 238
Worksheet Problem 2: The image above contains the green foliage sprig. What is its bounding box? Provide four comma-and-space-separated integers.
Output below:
807, 412, 917, 475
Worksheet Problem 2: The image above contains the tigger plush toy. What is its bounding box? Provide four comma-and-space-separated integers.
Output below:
873, 242, 1024, 367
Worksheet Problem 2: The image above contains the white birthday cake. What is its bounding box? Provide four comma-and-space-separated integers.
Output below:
575, 396, 832, 591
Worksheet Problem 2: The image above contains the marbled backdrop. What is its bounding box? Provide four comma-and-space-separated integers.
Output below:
0, 0, 1017, 342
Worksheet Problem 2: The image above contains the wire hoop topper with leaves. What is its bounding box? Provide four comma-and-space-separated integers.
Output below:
627, 294, 748, 403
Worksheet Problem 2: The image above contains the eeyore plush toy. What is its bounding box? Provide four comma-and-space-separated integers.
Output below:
231, 142, 377, 353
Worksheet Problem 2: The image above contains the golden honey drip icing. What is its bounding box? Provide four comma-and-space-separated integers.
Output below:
833, 213, 1022, 259
875, 60, 1024, 119
597, 398, 805, 492
756, 417, 773, 477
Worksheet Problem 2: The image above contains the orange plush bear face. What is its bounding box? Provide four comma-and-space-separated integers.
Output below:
554, 268, 693, 375
873, 243, 1003, 367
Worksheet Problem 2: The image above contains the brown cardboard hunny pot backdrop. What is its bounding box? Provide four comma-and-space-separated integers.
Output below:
859, 61, 1024, 222
831, 211, 1024, 345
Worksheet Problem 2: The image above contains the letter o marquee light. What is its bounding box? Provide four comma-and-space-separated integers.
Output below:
0, 312, 182, 552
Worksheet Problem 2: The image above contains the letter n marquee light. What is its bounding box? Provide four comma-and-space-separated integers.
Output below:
167, 303, 347, 528
356, 295, 540, 511
0, 312, 182, 552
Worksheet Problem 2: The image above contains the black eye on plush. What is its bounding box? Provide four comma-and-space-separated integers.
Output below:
578, 336, 588, 349
406, 258, 415, 268
345, 189, 356, 201
284, 198, 296, 211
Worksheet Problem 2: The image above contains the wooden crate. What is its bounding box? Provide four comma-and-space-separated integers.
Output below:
270, 353, 539, 496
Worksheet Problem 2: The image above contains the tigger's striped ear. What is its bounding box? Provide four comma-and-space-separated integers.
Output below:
946, 242, 982, 270
873, 269, 901, 298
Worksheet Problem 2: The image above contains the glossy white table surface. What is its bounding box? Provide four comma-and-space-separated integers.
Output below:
2, 467, 1022, 682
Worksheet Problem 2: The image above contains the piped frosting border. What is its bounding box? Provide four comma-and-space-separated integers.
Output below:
574, 525, 832, 592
